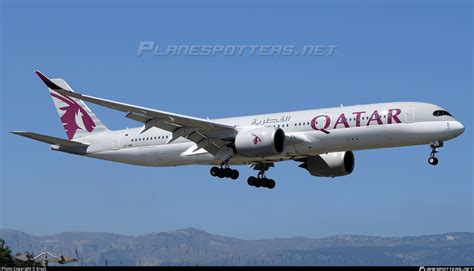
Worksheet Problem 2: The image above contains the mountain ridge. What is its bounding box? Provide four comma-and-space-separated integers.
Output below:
1, 228, 473, 266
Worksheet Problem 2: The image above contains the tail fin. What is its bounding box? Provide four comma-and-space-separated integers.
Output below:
35, 70, 109, 140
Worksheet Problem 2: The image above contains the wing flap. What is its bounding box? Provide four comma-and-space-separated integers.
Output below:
125, 112, 151, 123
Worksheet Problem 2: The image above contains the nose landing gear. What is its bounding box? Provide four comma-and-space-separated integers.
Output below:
428, 156, 438, 166
428, 141, 443, 166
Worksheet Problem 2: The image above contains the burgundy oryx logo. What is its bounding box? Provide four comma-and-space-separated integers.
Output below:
50, 91, 96, 139
251, 134, 262, 145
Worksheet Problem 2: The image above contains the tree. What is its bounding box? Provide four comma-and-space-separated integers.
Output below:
0, 239, 15, 266
0, 238, 42, 267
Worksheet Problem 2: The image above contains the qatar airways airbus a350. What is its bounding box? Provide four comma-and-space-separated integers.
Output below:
12, 71, 465, 189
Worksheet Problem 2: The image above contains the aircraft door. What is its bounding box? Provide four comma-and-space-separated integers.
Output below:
405, 107, 415, 123
113, 135, 120, 150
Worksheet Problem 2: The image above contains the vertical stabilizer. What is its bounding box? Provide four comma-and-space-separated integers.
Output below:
35, 71, 109, 140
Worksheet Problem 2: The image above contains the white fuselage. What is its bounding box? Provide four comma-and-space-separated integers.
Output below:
73, 102, 464, 167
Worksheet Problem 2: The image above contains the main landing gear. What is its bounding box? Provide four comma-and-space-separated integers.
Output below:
210, 162, 277, 189
428, 141, 443, 166
247, 163, 276, 189
210, 166, 239, 180
247, 176, 276, 189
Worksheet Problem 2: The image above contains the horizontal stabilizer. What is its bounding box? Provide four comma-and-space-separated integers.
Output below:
11, 131, 89, 150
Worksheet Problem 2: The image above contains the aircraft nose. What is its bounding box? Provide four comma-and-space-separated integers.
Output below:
452, 121, 465, 136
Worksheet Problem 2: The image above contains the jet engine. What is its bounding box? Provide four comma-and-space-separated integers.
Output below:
235, 127, 286, 157
299, 151, 355, 177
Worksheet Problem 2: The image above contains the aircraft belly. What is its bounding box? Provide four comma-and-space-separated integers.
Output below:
385, 122, 450, 145
291, 127, 391, 154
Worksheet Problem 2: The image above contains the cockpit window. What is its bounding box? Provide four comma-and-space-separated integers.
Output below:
433, 110, 452, 117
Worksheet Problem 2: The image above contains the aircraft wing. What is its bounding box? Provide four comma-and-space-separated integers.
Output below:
35, 71, 236, 159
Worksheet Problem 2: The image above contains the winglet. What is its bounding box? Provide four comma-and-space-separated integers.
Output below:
34, 70, 63, 90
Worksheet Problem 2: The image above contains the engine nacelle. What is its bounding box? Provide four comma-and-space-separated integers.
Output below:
300, 151, 355, 177
235, 127, 285, 157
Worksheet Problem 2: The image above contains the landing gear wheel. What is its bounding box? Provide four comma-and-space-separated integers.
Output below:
267, 179, 276, 189
261, 178, 269, 188
210, 166, 220, 177
247, 176, 256, 186
428, 157, 439, 165
230, 169, 239, 180
217, 169, 225, 178
254, 178, 262, 188
223, 168, 233, 178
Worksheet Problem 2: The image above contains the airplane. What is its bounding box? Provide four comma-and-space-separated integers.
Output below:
12, 71, 465, 189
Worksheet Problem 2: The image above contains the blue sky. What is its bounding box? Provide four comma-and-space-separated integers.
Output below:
1, 0, 472, 239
